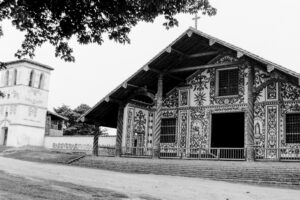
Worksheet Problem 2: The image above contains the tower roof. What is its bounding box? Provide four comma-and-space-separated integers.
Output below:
5, 58, 54, 71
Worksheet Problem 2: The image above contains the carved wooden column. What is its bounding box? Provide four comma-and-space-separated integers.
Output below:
246, 65, 255, 161
93, 125, 99, 156
153, 74, 163, 158
115, 104, 124, 157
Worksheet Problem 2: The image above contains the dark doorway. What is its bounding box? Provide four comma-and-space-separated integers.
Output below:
2, 127, 8, 146
211, 112, 244, 148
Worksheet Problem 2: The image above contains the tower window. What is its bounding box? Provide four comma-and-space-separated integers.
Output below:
286, 114, 300, 143
13, 69, 17, 85
29, 70, 35, 87
5, 70, 9, 86
38, 73, 44, 89
218, 68, 239, 96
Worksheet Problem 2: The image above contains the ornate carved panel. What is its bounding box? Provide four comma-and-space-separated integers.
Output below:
254, 104, 266, 158
162, 110, 177, 118
133, 109, 147, 135
125, 107, 134, 152
267, 82, 277, 100
188, 69, 210, 106
179, 90, 189, 107
266, 105, 278, 158
162, 89, 178, 108
190, 108, 208, 149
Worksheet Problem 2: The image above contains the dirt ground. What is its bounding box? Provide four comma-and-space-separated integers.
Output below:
0, 157, 300, 200
0, 170, 134, 200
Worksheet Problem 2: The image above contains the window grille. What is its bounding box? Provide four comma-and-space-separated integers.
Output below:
160, 118, 176, 143
286, 114, 300, 143
218, 68, 239, 96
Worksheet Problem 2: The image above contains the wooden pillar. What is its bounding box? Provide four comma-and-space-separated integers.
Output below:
153, 74, 163, 158
115, 104, 124, 157
246, 65, 255, 161
93, 125, 99, 156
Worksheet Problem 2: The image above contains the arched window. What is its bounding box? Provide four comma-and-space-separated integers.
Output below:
5, 70, 9, 86
13, 69, 17, 85
38, 73, 44, 89
28, 70, 35, 87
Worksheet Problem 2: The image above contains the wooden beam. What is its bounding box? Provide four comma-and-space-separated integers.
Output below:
267, 65, 275, 73
168, 61, 242, 73
166, 47, 186, 58
187, 30, 193, 37
237, 51, 244, 58
209, 39, 216, 46
147, 67, 184, 82
188, 51, 219, 58
122, 82, 127, 88
143, 65, 149, 71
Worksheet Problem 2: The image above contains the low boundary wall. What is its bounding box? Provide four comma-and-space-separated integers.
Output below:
44, 135, 116, 154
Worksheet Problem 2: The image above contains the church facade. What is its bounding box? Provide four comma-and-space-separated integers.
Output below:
0, 59, 53, 147
81, 28, 300, 161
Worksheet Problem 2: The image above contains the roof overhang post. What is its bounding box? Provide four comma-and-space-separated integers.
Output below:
153, 74, 163, 158
246, 63, 255, 162
115, 103, 125, 157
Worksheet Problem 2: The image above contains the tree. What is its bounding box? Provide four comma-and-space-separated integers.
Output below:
54, 103, 108, 136
0, 0, 216, 62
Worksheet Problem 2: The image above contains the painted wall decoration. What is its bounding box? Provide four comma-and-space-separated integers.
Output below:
188, 69, 210, 106
133, 110, 147, 135
162, 89, 178, 108
254, 103, 266, 158
179, 90, 188, 107
125, 107, 134, 153
190, 108, 208, 150
266, 106, 278, 158
281, 82, 300, 101
146, 112, 154, 149
267, 82, 277, 100
162, 110, 177, 118
179, 111, 187, 149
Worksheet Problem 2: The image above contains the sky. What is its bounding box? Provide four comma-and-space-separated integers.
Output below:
0, 0, 300, 111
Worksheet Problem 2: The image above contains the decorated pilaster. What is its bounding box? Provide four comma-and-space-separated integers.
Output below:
246, 65, 255, 161
115, 104, 124, 156
153, 74, 163, 158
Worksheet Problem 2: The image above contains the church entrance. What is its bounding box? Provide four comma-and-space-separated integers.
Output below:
211, 112, 245, 159
0, 127, 8, 146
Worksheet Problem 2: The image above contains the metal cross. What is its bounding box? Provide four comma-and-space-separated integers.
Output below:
192, 13, 200, 29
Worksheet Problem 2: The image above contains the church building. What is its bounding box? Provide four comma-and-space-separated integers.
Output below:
0, 59, 53, 147
80, 28, 300, 161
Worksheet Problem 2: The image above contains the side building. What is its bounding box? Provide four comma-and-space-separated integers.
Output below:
0, 59, 53, 146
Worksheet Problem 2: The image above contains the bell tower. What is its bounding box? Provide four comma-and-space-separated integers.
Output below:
0, 59, 53, 146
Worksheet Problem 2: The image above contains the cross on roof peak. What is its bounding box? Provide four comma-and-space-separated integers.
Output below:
192, 13, 200, 30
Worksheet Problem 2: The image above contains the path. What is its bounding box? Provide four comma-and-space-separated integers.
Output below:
0, 157, 299, 200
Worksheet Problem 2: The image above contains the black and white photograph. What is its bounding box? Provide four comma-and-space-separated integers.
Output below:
0, 0, 300, 199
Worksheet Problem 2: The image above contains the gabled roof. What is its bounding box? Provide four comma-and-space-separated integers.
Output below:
6, 58, 54, 71
47, 110, 68, 121
80, 27, 300, 127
